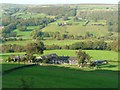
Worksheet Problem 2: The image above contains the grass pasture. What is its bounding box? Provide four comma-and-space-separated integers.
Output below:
13, 29, 32, 39
2, 64, 118, 88
40, 50, 118, 70
1, 50, 118, 62
42, 19, 109, 36
1, 50, 119, 88
12, 26, 39, 39
2, 64, 25, 71
1, 50, 118, 70
1, 4, 118, 88
40, 50, 118, 61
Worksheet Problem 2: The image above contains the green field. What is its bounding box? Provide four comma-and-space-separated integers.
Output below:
40, 50, 118, 61
1, 50, 118, 61
7, 18, 112, 41
1, 50, 118, 70
41, 18, 109, 36
2, 64, 25, 71
2, 64, 118, 88
1, 4, 118, 88
40, 50, 119, 70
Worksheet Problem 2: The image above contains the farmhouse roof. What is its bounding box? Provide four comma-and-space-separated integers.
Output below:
37, 53, 59, 60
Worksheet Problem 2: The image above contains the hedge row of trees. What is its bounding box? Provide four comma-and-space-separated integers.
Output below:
1, 41, 45, 54
30, 30, 117, 41
46, 40, 119, 52
1, 40, 119, 53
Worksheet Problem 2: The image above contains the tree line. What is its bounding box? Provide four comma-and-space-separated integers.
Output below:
1, 40, 119, 53
45, 40, 119, 52
30, 30, 117, 41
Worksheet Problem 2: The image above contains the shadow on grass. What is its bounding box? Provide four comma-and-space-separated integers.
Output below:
99, 64, 118, 68
2, 63, 36, 74
2, 63, 119, 88
2, 64, 119, 73
36, 64, 119, 74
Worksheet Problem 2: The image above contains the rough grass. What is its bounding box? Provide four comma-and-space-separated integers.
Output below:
2, 65, 118, 88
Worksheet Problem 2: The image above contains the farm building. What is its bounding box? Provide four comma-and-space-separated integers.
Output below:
36, 54, 60, 64
68, 57, 78, 65
37, 54, 78, 65
7, 53, 78, 65
59, 56, 70, 64
37, 54, 78, 64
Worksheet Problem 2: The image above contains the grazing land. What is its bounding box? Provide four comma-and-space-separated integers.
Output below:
1, 50, 118, 71
2, 64, 118, 88
1, 50, 118, 61
1, 3, 118, 88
